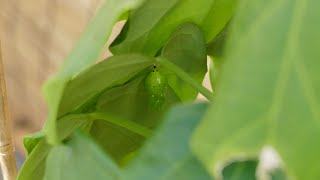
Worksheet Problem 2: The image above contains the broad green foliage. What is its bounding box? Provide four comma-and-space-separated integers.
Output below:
110, 0, 237, 56
18, 114, 91, 180
124, 103, 211, 180
18, 140, 51, 180
27, 104, 265, 180
161, 23, 207, 101
95, 76, 179, 128
43, 0, 144, 144
191, 0, 320, 179
58, 54, 155, 116
19, 0, 318, 179
91, 76, 180, 163
44, 133, 120, 180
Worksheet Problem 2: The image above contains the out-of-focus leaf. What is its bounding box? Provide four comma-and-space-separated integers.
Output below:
43, 132, 120, 180
110, 0, 237, 56
123, 103, 211, 180
207, 24, 230, 91
96, 75, 179, 127
58, 54, 154, 116
18, 114, 91, 180
18, 140, 51, 180
91, 76, 180, 163
191, 0, 320, 179
209, 60, 217, 92
23, 132, 45, 155
161, 23, 207, 101
43, 0, 144, 144
207, 24, 229, 58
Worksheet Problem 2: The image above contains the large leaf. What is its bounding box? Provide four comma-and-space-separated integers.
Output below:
123, 103, 211, 180
58, 54, 154, 116
110, 0, 237, 56
43, 0, 144, 144
96, 75, 179, 127
191, 0, 320, 179
18, 140, 51, 180
91, 76, 180, 162
44, 132, 120, 180
161, 23, 207, 101
18, 114, 91, 180
19, 110, 154, 180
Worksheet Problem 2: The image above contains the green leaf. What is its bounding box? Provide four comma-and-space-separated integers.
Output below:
89, 112, 153, 138
209, 60, 218, 92
23, 132, 45, 155
161, 23, 207, 101
223, 161, 258, 180
18, 140, 51, 180
96, 74, 180, 127
191, 0, 320, 179
207, 24, 230, 91
43, 0, 144, 144
91, 76, 180, 163
44, 132, 120, 180
158, 58, 214, 100
110, 0, 237, 56
206, 23, 230, 58
58, 54, 155, 116
124, 103, 211, 180
18, 114, 91, 180
19, 109, 155, 180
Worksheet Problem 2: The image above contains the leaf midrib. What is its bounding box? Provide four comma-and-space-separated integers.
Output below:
266, 0, 308, 144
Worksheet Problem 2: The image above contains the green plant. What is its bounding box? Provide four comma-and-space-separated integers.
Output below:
18, 0, 320, 179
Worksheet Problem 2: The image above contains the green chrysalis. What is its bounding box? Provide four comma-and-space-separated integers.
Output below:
144, 65, 168, 110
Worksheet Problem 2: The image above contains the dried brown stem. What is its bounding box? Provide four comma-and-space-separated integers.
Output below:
0, 41, 17, 180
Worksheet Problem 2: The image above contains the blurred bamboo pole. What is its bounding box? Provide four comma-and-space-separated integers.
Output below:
0, 41, 18, 180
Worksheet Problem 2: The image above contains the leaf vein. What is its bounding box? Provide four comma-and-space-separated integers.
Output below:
266, 0, 308, 143
294, 58, 320, 125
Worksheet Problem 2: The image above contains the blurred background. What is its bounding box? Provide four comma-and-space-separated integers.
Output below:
0, 0, 109, 155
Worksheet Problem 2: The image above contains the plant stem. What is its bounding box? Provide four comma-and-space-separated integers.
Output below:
88, 112, 152, 138
0, 41, 18, 180
157, 58, 214, 101
55, 112, 152, 142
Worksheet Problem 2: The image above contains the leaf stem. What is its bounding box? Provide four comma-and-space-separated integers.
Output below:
157, 58, 214, 101
88, 112, 152, 138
